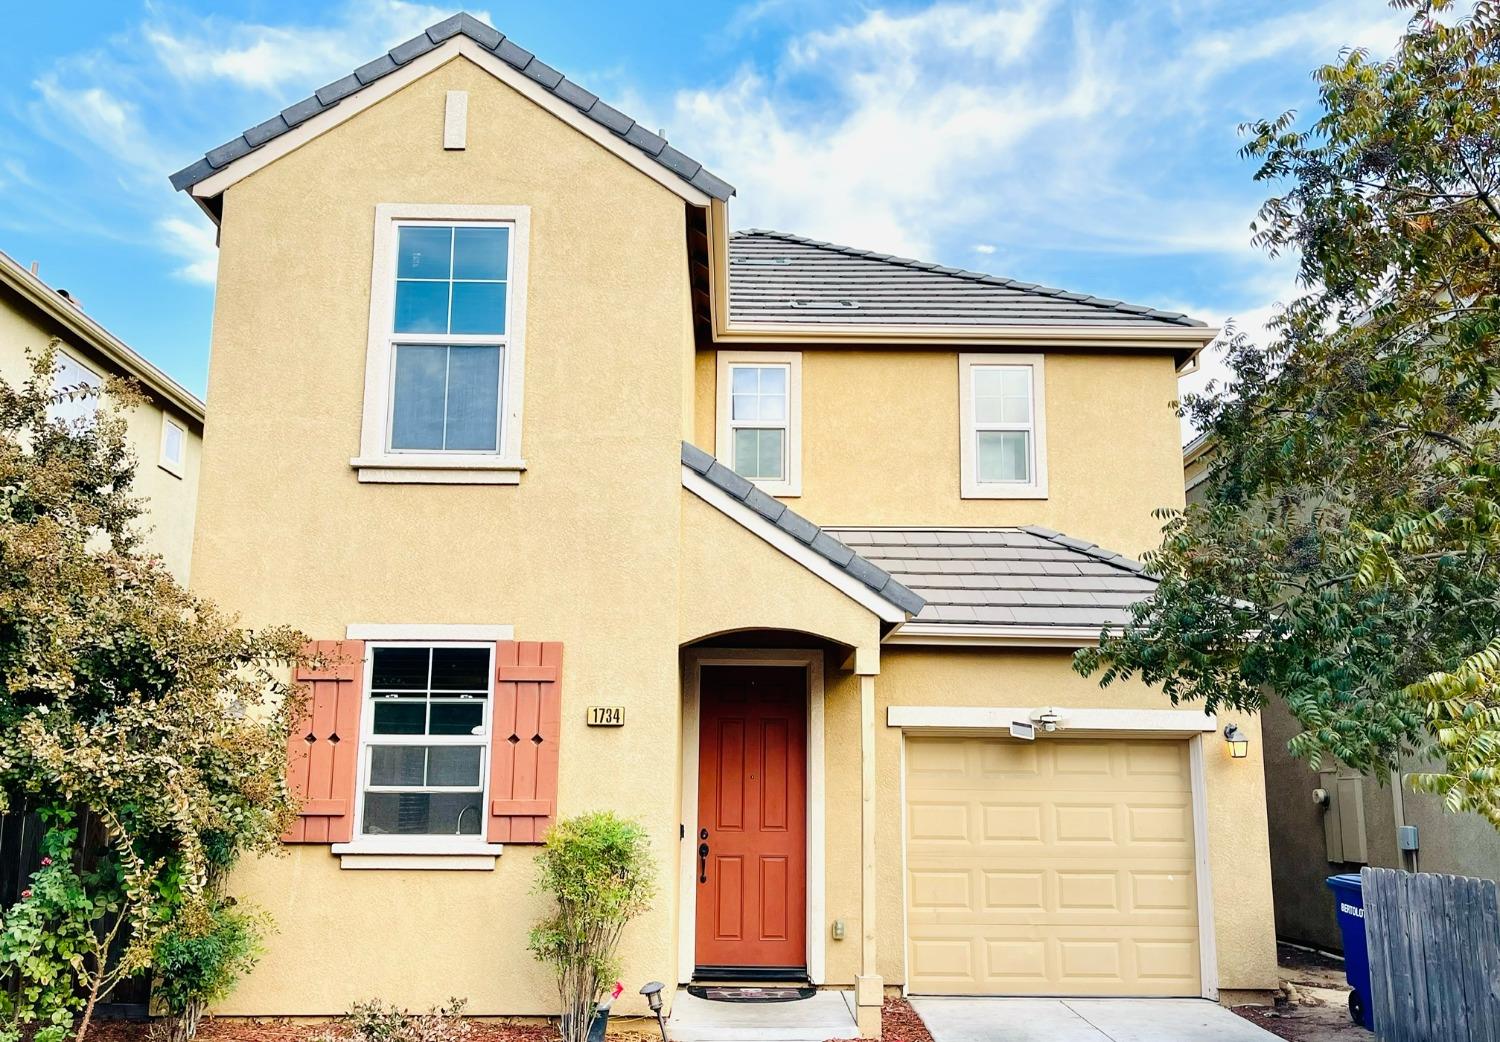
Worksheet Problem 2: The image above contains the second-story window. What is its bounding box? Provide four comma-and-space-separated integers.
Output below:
354, 204, 531, 485
390, 223, 509, 453
959, 353, 1048, 499
717, 351, 803, 497
47, 351, 101, 427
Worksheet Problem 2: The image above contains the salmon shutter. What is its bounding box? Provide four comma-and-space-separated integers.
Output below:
284, 639, 365, 844
488, 641, 563, 843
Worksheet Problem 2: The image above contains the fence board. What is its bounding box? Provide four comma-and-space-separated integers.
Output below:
1364, 867, 1500, 1042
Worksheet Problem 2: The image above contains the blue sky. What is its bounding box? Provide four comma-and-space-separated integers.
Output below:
0, 1, 1415, 411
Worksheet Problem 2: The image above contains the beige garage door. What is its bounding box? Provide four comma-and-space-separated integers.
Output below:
904, 735, 1201, 996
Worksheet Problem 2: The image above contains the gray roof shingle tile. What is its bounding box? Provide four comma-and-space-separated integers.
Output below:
729, 230, 1206, 330
827, 526, 1157, 631
682, 444, 923, 617
170, 11, 733, 202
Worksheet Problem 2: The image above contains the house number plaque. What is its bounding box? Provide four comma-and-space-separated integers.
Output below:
587, 705, 624, 727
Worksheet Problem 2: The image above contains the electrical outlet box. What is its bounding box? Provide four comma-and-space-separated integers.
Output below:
832, 919, 845, 940
1397, 824, 1420, 851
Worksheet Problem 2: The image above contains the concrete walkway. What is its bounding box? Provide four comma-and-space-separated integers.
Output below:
667, 989, 858, 1042
909, 997, 1284, 1042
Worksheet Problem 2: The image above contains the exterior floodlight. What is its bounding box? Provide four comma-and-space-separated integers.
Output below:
1223, 724, 1250, 759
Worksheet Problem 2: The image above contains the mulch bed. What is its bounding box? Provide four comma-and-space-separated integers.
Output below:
826, 997, 934, 1042
85, 1021, 662, 1042
87, 996, 930, 1042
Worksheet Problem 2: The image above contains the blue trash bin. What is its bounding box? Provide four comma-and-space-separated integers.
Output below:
1327, 873, 1373, 1029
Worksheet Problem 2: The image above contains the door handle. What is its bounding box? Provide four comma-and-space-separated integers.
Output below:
698, 842, 709, 883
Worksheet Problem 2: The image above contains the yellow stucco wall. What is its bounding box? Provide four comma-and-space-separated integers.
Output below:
693, 348, 1185, 558
0, 282, 202, 580
197, 55, 696, 1015
679, 489, 880, 653
831, 646, 1279, 995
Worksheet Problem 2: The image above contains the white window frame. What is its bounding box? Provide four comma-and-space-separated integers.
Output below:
352, 203, 530, 485
158, 414, 186, 478
715, 350, 802, 497
349, 640, 496, 851
959, 352, 1048, 499
47, 350, 102, 427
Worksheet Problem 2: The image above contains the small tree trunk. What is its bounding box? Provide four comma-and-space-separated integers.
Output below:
75, 974, 101, 1042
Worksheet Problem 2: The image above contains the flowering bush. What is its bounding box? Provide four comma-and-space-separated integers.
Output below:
0, 345, 306, 1041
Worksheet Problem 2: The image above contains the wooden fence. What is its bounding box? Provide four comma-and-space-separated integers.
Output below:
0, 808, 152, 1018
1363, 867, 1500, 1042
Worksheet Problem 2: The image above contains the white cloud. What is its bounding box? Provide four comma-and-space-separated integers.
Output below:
972, 243, 996, 254
31, 78, 161, 179
145, 1, 480, 93
157, 214, 218, 285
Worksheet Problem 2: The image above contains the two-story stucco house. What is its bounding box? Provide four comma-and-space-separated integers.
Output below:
0, 249, 203, 581
170, 13, 1276, 1032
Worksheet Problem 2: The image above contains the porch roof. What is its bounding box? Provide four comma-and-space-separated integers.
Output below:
680, 442, 925, 619
825, 526, 1155, 631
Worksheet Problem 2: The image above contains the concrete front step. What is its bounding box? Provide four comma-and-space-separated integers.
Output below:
666, 989, 859, 1042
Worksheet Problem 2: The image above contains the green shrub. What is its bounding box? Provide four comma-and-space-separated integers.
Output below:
150, 898, 263, 1042
527, 812, 655, 1042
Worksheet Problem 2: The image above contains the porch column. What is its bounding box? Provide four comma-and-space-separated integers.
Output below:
856, 653, 882, 1039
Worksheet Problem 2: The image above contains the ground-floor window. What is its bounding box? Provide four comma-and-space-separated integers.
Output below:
358, 643, 492, 838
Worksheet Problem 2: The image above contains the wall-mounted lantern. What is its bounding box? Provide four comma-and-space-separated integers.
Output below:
1223, 723, 1250, 759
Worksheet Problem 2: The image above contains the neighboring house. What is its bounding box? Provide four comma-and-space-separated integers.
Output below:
170, 13, 1277, 1030
0, 249, 203, 580
1184, 433, 1500, 953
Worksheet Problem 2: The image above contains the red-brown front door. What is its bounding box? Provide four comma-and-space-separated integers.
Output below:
695, 665, 807, 975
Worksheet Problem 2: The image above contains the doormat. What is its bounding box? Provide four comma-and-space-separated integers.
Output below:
687, 986, 817, 1003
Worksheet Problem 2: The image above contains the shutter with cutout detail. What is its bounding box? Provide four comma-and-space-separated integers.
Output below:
284, 639, 365, 844
488, 641, 563, 843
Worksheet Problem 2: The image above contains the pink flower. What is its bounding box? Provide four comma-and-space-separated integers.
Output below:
611, 982, 624, 1001
20, 889, 31, 899
40, 857, 52, 867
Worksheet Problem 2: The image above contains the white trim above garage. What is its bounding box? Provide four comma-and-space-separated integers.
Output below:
887, 706, 1218, 734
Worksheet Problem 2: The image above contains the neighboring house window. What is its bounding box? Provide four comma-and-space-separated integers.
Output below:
716, 351, 802, 497
958, 353, 1048, 499
357, 643, 492, 839
354, 204, 531, 485
47, 351, 101, 426
159, 415, 186, 478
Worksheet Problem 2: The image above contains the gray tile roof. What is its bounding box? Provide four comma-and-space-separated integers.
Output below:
681, 443, 925, 617
169, 12, 734, 201
825, 526, 1156, 629
729, 230, 1206, 329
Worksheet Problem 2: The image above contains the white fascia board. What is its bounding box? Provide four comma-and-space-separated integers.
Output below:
191, 39, 711, 207
887, 705, 1218, 734
682, 466, 907, 624
711, 322, 1220, 349
884, 622, 1113, 648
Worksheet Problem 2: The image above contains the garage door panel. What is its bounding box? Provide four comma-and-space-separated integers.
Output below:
905, 736, 1201, 996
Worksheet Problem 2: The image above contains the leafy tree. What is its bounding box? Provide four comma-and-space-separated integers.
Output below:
1078, 0, 1500, 823
528, 813, 655, 1042
0, 344, 305, 1041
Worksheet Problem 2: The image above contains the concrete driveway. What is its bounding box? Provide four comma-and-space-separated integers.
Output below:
908, 997, 1283, 1042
